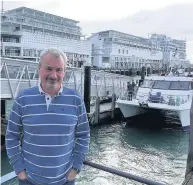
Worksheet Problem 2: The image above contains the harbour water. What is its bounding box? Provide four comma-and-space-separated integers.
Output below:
1, 118, 189, 185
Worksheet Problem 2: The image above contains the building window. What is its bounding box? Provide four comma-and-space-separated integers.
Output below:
122, 49, 124, 54
118, 49, 120, 53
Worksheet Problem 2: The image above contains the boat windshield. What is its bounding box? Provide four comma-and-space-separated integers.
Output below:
152, 80, 191, 90
141, 80, 154, 88
153, 81, 170, 90
170, 81, 190, 90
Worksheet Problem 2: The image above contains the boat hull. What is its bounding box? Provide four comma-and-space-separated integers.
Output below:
116, 99, 190, 130
116, 100, 147, 118
177, 109, 190, 130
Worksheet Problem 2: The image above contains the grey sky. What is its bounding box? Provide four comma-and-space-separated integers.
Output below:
2, 0, 193, 61
2, 0, 193, 21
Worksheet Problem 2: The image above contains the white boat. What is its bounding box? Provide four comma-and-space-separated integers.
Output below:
116, 76, 193, 130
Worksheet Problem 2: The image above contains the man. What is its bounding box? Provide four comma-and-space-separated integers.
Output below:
127, 81, 133, 101
6, 48, 90, 185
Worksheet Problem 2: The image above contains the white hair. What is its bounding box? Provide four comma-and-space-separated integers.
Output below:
39, 48, 67, 66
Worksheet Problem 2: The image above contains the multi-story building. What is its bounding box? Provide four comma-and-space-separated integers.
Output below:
150, 34, 188, 68
1, 7, 91, 67
89, 30, 163, 69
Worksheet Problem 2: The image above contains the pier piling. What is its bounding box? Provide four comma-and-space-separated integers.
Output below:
1, 99, 6, 119
183, 99, 193, 185
84, 63, 91, 113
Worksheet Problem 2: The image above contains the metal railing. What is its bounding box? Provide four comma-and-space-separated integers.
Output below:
84, 160, 165, 185
0, 57, 140, 99
119, 89, 191, 107
135, 92, 190, 106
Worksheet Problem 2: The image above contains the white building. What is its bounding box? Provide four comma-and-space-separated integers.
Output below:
150, 34, 188, 68
89, 30, 163, 69
1, 7, 91, 67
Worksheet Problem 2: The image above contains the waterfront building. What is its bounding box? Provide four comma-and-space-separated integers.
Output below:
89, 30, 163, 69
150, 34, 189, 68
1, 7, 91, 67
1, 7, 188, 70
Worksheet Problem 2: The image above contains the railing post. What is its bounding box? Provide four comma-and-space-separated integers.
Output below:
72, 69, 77, 90
94, 96, 100, 124
111, 93, 116, 119
80, 65, 83, 96
104, 74, 107, 96
84, 61, 91, 113
112, 77, 115, 95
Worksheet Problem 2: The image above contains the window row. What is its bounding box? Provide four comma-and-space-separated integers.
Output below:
114, 57, 161, 63
117, 48, 155, 54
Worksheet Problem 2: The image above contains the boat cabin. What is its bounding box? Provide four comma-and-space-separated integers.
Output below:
136, 76, 193, 105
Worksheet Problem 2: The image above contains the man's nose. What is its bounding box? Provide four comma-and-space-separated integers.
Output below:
50, 70, 57, 79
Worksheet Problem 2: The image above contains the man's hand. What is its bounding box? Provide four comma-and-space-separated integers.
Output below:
18, 171, 27, 180
67, 169, 78, 181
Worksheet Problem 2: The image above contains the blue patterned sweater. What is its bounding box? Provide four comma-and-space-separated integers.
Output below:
6, 86, 90, 185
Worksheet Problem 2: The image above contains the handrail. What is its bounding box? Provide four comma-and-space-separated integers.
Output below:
119, 91, 191, 105
84, 160, 165, 185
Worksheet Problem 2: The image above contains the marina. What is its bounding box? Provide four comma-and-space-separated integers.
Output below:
1, 4, 193, 185
1, 57, 193, 185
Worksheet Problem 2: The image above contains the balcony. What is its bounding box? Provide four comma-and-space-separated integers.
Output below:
1, 30, 22, 36
2, 42, 21, 48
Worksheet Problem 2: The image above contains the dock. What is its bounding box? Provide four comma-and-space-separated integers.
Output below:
0, 57, 139, 125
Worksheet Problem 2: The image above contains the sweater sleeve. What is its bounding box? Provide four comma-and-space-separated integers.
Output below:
5, 94, 26, 175
71, 96, 90, 170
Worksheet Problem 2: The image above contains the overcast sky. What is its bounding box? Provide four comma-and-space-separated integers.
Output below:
2, 0, 193, 61
2, 0, 193, 21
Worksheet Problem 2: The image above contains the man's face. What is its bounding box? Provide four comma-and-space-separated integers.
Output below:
39, 53, 65, 93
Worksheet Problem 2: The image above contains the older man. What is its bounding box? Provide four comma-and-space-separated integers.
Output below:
6, 48, 90, 185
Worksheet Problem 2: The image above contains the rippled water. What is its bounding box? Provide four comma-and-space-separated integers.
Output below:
2, 121, 189, 185
2, 100, 189, 184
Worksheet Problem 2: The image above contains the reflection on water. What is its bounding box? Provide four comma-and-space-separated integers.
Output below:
84, 123, 188, 185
